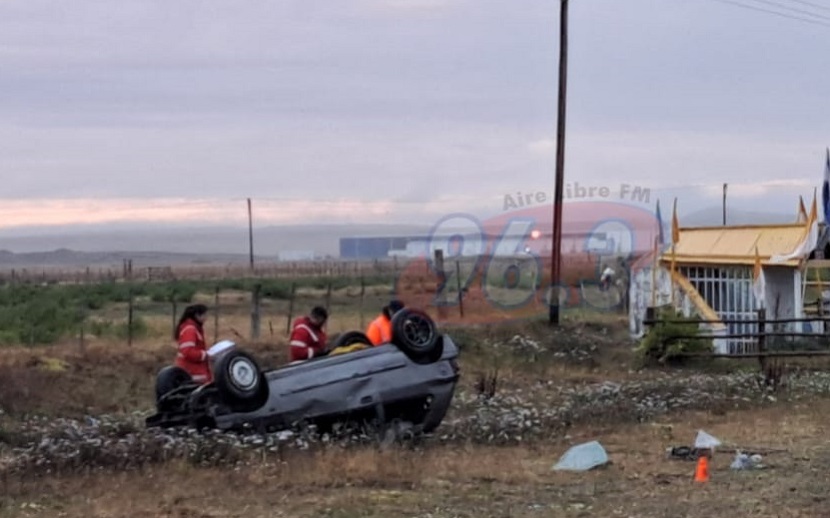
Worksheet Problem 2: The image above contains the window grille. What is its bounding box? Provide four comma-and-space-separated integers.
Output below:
679, 265, 758, 354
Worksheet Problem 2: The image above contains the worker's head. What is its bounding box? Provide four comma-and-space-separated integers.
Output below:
309, 306, 328, 327
184, 304, 209, 323
388, 299, 405, 315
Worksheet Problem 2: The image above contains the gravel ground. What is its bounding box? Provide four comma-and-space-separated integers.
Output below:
4, 363, 830, 479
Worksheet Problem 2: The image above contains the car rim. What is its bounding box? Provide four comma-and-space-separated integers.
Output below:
402, 315, 434, 349
228, 358, 257, 391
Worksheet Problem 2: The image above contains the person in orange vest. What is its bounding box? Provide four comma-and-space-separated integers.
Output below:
174, 304, 212, 384
366, 300, 404, 346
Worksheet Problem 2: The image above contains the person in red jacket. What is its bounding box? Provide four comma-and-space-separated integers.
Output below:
174, 304, 212, 384
288, 306, 328, 362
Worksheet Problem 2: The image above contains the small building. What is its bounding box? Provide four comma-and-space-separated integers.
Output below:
630, 202, 824, 355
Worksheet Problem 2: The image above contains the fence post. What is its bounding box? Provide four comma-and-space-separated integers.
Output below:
456, 260, 464, 318
757, 307, 766, 371
359, 276, 366, 330
171, 296, 178, 339
286, 282, 296, 334
78, 300, 86, 355
251, 284, 261, 341
127, 286, 134, 347
434, 249, 447, 319
214, 286, 220, 343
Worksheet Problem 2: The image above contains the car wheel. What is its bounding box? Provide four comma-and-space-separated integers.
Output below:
214, 350, 266, 403
331, 331, 373, 349
155, 365, 192, 401
391, 308, 441, 362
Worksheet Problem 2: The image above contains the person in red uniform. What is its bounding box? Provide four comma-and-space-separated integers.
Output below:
288, 306, 329, 362
366, 299, 404, 346
174, 304, 212, 384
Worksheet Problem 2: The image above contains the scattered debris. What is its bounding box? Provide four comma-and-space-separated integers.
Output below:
553, 441, 608, 472
730, 452, 764, 470
694, 430, 722, 450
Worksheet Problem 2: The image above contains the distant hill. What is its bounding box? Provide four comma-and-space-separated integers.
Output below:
680, 206, 796, 227
0, 223, 435, 267
0, 208, 805, 269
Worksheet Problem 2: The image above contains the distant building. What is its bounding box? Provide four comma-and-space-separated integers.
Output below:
277, 250, 318, 261
338, 229, 644, 260
339, 236, 430, 259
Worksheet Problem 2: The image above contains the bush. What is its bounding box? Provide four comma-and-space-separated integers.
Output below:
636, 307, 713, 365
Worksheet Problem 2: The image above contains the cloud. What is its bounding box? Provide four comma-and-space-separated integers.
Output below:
0, 0, 828, 234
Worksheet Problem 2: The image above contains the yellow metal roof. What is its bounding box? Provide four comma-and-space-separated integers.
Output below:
659, 223, 809, 267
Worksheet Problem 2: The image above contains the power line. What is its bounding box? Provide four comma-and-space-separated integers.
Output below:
744, 0, 830, 20
705, 0, 830, 28
780, 0, 830, 13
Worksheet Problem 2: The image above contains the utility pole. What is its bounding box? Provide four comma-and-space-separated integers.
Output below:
247, 198, 255, 271
550, 0, 569, 326
722, 183, 727, 226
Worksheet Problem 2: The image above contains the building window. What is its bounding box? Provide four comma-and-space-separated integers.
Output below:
679, 265, 758, 354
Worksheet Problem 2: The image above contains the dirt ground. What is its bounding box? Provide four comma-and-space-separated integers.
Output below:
3, 313, 830, 517
3, 399, 830, 518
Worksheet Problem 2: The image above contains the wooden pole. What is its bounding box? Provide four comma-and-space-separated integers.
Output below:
434, 249, 447, 319
247, 198, 255, 272
127, 286, 134, 347
549, 0, 569, 327
456, 260, 464, 318
251, 283, 261, 340
359, 276, 366, 329
286, 282, 296, 334
757, 307, 766, 371
722, 183, 727, 226
214, 285, 220, 343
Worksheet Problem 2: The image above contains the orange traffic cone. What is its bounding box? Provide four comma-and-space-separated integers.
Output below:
694, 455, 709, 483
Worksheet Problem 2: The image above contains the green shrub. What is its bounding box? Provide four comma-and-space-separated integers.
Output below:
636, 307, 713, 365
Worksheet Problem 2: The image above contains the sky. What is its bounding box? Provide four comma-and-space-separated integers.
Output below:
1, 0, 829, 232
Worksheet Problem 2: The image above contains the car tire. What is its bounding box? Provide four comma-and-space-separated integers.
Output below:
214, 350, 267, 404
331, 331, 373, 349
155, 365, 192, 402
390, 308, 442, 362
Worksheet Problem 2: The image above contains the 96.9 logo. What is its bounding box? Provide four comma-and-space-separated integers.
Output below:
392, 201, 660, 323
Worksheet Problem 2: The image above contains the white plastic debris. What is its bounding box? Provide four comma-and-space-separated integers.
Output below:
730, 452, 763, 470
553, 440, 609, 471
694, 430, 722, 450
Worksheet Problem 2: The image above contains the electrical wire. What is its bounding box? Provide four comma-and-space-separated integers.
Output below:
704, 0, 830, 28
779, 0, 830, 13
744, 0, 830, 20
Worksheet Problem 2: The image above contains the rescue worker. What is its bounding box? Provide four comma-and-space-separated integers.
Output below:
366, 299, 404, 346
288, 306, 329, 362
600, 266, 615, 291
174, 303, 212, 384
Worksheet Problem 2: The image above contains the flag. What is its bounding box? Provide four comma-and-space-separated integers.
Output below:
753, 246, 766, 308
655, 199, 665, 246
651, 235, 658, 307
797, 195, 808, 223
771, 190, 819, 264
671, 198, 679, 244
823, 147, 830, 224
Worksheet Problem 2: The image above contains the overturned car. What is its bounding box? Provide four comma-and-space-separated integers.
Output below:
146, 308, 460, 436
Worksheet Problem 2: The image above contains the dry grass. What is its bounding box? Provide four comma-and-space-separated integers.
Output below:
4, 399, 830, 517
6, 310, 830, 516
